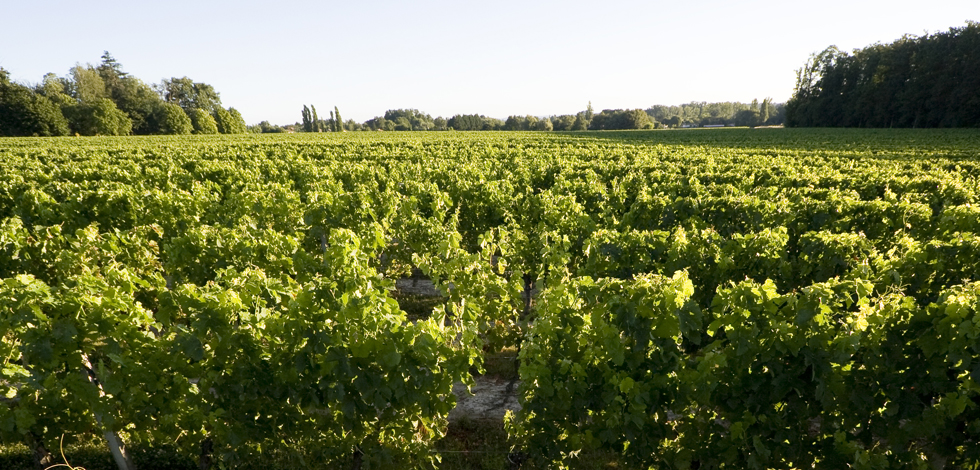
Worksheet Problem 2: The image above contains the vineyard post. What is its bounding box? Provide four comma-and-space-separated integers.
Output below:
80, 354, 136, 470
521, 272, 535, 319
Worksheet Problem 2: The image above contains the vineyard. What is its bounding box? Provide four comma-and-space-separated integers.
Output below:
1, 128, 980, 469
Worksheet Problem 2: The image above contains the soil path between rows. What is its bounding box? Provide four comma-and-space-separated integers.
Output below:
394, 278, 522, 422
449, 376, 522, 422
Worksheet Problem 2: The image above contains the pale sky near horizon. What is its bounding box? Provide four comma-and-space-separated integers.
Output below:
0, 0, 976, 125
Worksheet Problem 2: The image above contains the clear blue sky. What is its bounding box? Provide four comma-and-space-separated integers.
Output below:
1, 0, 975, 125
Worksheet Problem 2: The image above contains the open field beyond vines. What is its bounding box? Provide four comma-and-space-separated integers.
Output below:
2, 129, 980, 469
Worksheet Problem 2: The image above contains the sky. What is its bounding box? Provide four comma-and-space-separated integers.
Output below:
0, 0, 976, 125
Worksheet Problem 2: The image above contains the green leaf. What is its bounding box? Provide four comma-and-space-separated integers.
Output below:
180, 335, 204, 362
382, 350, 402, 368
619, 376, 635, 394
14, 408, 35, 431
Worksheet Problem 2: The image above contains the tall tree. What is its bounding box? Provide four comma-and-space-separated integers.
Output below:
92, 54, 162, 134
211, 107, 246, 134
97, 52, 127, 100
213, 107, 234, 134
147, 102, 192, 135
188, 108, 219, 134
38, 73, 73, 106
159, 77, 221, 113
226, 108, 247, 134
301, 105, 312, 132
311, 105, 320, 132
69, 65, 107, 103
115, 78, 163, 135
334, 106, 344, 132
64, 98, 133, 135
383, 109, 434, 131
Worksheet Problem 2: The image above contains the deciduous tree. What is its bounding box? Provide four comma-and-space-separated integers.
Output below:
213, 107, 246, 134
148, 101, 192, 134
0, 69, 70, 136
189, 108, 219, 134
69, 65, 107, 103
301, 105, 312, 132
64, 98, 132, 135
334, 106, 344, 132
159, 77, 221, 113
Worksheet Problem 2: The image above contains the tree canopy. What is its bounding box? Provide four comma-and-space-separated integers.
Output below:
159, 77, 222, 113
589, 108, 655, 130
0, 52, 244, 136
0, 69, 70, 137
148, 102, 193, 135
64, 98, 133, 136
383, 109, 435, 131
786, 22, 980, 128
188, 108, 219, 134
645, 101, 784, 127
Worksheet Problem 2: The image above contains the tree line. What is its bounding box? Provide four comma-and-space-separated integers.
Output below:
0, 52, 247, 137
275, 100, 785, 134
786, 21, 980, 128
0, 52, 792, 137
646, 99, 784, 127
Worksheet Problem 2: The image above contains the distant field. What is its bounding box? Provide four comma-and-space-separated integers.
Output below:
2, 129, 979, 469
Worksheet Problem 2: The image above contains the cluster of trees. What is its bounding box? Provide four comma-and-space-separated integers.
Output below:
503, 115, 555, 131
300, 104, 322, 132
286, 109, 507, 133
588, 108, 654, 130
273, 100, 786, 134
547, 104, 653, 131
0, 52, 246, 137
282, 103, 668, 133
786, 22, 980, 128
365, 109, 442, 131
446, 114, 505, 131
300, 105, 348, 132
417, 104, 656, 131
646, 100, 785, 127
248, 121, 287, 133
